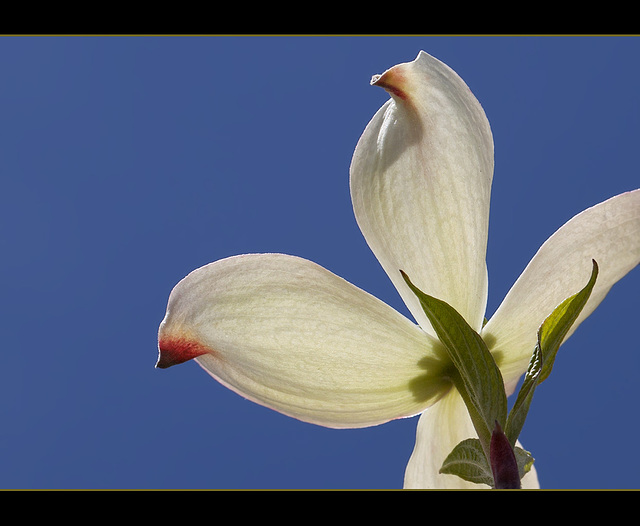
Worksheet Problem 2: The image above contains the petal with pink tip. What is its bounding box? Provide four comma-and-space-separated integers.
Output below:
350, 51, 494, 336
157, 253, 452, 428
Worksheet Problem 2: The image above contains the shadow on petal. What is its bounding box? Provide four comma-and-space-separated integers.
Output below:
408, 342, 454, 404
366, 101, 424, 178
482, 331, 506, 365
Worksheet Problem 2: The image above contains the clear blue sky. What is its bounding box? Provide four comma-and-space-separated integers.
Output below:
1, 36, 638, 489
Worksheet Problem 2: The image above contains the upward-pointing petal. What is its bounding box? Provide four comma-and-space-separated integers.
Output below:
484, 190, 640, 386
350, 51, 494, 335
158, 254, 452, 429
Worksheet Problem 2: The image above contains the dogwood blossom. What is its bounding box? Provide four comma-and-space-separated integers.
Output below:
157, 51, 640, 488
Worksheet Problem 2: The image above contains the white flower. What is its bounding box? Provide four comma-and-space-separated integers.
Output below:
157, 51, 640, 488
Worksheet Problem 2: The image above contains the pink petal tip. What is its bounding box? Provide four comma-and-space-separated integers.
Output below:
156, 334, 210, 369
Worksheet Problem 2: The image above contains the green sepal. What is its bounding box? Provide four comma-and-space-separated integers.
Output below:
439, 438, 494, 487
440, 438, 534, 488
504, 344, 543, 447
502, 260, 598, 448
537, 259, 599, 384
400, 270, 507, 457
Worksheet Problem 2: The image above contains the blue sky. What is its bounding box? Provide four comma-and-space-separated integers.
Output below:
1, 36, 638, 490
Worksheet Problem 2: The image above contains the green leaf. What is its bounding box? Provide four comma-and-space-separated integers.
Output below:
514, 446, 535, 480
439, 438, 495, 487
503, 260, 598, 450
537, 259, 599, 384
504, 344, 543, 447
440, 438, 535, 488
401, 271, 507, 457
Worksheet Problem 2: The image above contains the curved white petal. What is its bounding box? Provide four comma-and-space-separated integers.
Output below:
403, 390, 540, 489
484, 190, 640, 386
350, 51, 494, 336
157, 253, 452, 429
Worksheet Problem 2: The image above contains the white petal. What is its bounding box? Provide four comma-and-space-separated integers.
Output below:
403, 390, 540, 489
157, 254, 451, 429
350, 51, 494, 335
404, 390, 483, 489
484, 190, 640, 385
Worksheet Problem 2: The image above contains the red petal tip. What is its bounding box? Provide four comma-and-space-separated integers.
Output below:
156, 334, 210, 369
370, 67, 408, 100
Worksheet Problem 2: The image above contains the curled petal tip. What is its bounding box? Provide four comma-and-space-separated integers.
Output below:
370, 51, 432, 101
156, 333, 210, 369
370, 68, 408, 100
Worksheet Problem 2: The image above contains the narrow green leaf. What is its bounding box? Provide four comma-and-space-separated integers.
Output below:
537, 259, 599, 384
446, 368, 497, 460
504, 344, 543, 447
401, 271, 507, 457
504, 260, 597, 451
439, 438, 495, 487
